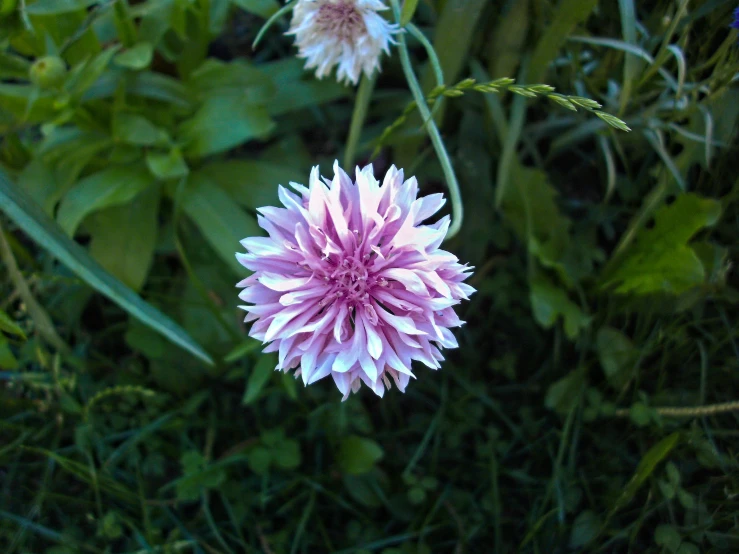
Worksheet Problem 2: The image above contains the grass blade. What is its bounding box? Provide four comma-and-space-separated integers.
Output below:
0, 168, 213, 366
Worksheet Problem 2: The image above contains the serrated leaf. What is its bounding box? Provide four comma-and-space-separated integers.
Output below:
242, 354, 277, 405
602, 194, 721, 295
337, 435, 384, 475
57, 165, 154, 236
0, 168, 213, 366
655, 524, 682, 553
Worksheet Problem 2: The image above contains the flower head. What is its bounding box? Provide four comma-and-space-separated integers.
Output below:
236, 162, 475, 400
732, 6, 739, 31
287, 0, 399, 85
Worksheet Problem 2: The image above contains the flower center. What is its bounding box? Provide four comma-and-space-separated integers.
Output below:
318, 252, 387, 309
315, 1, 366, 42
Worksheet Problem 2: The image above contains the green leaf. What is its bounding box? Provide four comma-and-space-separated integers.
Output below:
56, 165, 155, 236
612, 432, 680, 513
400, 0, 420, 25
501, 164, 572, 272
230, 0, 280, 19
114, 42, 153, 70
0, 168, 213, 366
181, 171, 262, 274
187, 59, 274, 103
65, 46, 120, 99
655, 524, 682, 553
88, 187, 160, 291
224, 338, 262, 363
113, 112, 168, 146
0, 309, 26, 339
337, 435, 384, 475
247, 446, 271, 474
24, 0, 98, 14
545, 368, 586, 415
530, 274, 591, 339
272, 438, 301, 470
596, 327, 637, 389
175, 451, 227, 501
569, 510, 602, 548
179, 89, 275, 159
263, 59, 349, 116
200, 159, 304, 211
602, 194, 722, 295
242, 354, 277, 405
145, 149, 189, 180
17, 158, 58, 215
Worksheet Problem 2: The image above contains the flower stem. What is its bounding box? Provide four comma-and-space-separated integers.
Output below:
343, 72, 377, 170
390, 0, 463, 240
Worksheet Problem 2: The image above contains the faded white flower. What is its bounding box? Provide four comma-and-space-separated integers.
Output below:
287, 0, 399, 85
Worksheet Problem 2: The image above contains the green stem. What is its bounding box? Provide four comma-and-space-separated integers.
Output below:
343, 72, 377, 169
391, 0, 463, 240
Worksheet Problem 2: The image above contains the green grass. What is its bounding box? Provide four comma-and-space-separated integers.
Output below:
1, 0, 739, 552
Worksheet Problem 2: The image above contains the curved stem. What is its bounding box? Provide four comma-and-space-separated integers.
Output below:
390, 0, 463, 240
343, 72, 377, 169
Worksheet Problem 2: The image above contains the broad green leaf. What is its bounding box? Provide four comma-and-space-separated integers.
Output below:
145, 149, 189, 180
113, 112, 168, 146
612, 432, 680, 513
181, 171, 262, 274
17, 158, 58, 215
596, 327, 637, 390
179, 89, 275, 158
0, 52, 32, 80
529, 0, 598, 82
242, 354, 277, 405
56, 165, 154, 236
24, 0, 98, 14
0, 310, 26, 339
230, 0, 280, 19
602, 194, 721, 295
530, 274, 590, 339
545, 368, 586, 415
88, 187, 160, 291
569, 510, 602, 548
0, 168, 213, 365
187, 59, 274, 104
247, 446, 271, 474
114, 42, 154, 70
338, 435, 384, 475
200, 159, 304, 210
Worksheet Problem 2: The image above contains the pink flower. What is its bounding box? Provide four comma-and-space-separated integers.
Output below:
236, 162, 474, 400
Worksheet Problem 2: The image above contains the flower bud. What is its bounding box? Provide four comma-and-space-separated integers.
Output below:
29, 56, 67, 89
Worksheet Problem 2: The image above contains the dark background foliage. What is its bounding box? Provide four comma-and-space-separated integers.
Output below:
1, 0, 738, 552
